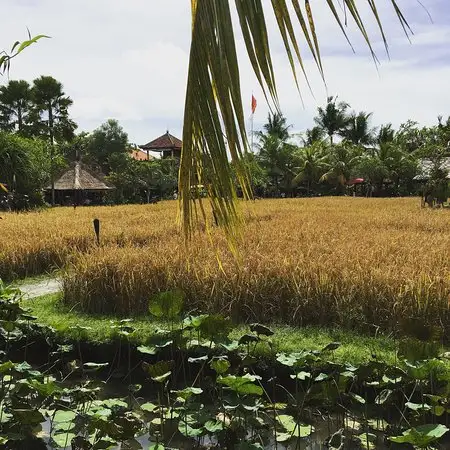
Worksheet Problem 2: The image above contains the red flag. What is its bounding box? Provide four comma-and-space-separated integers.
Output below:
251, 95, 257, 114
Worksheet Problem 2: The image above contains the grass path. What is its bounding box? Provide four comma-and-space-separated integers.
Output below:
27, 293, 403, 365
15, 276, 61, 299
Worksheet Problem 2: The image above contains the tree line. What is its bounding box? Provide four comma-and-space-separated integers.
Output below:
0, 77, 178, 209
241, 96, 449, 201
1, 77, 449, 209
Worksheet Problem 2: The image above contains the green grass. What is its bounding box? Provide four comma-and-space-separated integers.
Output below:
27, 294, 403, 365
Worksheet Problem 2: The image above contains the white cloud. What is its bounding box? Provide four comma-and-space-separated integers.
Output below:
1, 0, 449, 144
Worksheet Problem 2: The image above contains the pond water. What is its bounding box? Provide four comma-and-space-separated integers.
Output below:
38, 405, 389, 449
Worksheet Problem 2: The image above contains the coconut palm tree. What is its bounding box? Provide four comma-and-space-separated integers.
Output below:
321, 144, 363, 194
313, 96, 350, 145
377, 123, 396, 146
262, 112, 291, 140
302, 126, 326, 147
293, 143, 328, 195
342, 111, 376, 147
257, 133, 296, 196
0, 80, 32, 134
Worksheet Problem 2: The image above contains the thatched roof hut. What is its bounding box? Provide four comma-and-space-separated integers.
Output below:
47, 162, 113, 205
50, 162, 112, 191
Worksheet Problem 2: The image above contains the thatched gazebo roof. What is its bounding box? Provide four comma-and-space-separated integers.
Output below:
49, 162, 113, 191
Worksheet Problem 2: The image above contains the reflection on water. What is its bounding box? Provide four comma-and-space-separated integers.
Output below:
37, 380, 393, 449
40, 411, 390, 449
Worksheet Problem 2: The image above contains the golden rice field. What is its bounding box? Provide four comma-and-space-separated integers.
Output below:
1, 198, 449, 333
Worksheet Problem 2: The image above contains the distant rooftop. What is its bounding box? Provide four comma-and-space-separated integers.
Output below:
140, 131, 182, 152
130, 148, 154, 161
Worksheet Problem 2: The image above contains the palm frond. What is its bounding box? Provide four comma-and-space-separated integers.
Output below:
180, 0, 417, 244
180, 1, 251, 252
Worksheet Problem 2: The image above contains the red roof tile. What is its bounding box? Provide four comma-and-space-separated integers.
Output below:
130, 149, 154, 161
140, 131, 182, 151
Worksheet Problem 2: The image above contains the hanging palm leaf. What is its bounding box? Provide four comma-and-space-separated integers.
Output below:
180, 0, 415, 244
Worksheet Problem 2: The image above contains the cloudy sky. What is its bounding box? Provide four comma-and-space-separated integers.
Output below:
1, 0, 449, 145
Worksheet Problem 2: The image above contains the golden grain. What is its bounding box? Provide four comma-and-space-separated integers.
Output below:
2, 198, 447, 331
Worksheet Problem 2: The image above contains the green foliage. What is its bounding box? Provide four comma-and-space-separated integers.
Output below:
0, 80, 32, 135
341, 111, 376, 147
85, 119, 128, 174
210, 357, 231, 375
30, 75, 77, 143
262, 112, 291, 141
218, 374, 263, 396
256, 132, 297, 197
314, 96, 350, 145
0, 131, 60, 208
426, 160, 450, 204
1, 286, 450, 449
248, 98, 439, 198
320, 143, 363, 193
390, 424, 449, 448
276, 414, 314, 441
149, 290, 184, 320
0, 33, 49, 76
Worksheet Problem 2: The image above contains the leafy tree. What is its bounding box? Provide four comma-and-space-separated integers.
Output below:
137, 160, 164, 203
395, 120, 430, 154
107, 156, 178, 204
31, 75, 76, 205
232, 151, 268, 197
301, 126, 326, 147
292, 143, 328, 195
158, 157, 179, 197
0, 131, 58, 209
356, 155, 389, 195
262, 112, 291, 140
426, 164, 449, 205
377, 123, 395, 146
320, 144, 362, 194
357, 143, 417, 196
380, 145, 417, 195
257, 134, 296, 196
256, 114, 296, 196
30, 76, 76, 143
314, 96, 350, 145
106, 156, 142, 204
60, 132, 91, 162
86, 119, 129, 174
0, 80, 32, 134
342, 111, 376, 147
